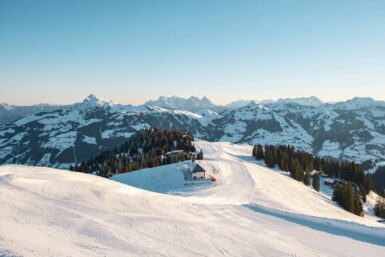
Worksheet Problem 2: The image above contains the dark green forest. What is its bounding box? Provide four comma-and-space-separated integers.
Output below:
252, 144, 371, 216
72, 128, 201, 177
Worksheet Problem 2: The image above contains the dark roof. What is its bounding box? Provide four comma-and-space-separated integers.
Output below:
192, 164, 205, 173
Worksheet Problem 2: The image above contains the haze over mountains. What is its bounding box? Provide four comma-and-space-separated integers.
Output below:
0, 94, 384, 169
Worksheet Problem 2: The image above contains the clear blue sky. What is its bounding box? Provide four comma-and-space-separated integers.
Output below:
1, 0, 385, 105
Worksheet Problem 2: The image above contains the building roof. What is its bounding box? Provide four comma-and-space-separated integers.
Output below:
192, 163, 205, 173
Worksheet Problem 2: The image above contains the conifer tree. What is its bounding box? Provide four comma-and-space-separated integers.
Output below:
332, 184, 343, 203
312, 173, 320, 192
197, 149, 204, 160
374, 195, 385, 218
252, 145, 257, 157
264, 147, 276, 168
343, 182, 354, 213
353, 194, 363, 216
256, 145, 264, 160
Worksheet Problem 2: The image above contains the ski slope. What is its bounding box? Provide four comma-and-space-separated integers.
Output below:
1, 141, 385, 256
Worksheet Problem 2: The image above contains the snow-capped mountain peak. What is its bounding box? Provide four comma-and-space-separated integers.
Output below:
225, 99, 253, 109
333, 97, 385, 110
276, 96, 323, 107
144, 95, 223, 113
0, 102, 14, 111
77, 94, 113, 109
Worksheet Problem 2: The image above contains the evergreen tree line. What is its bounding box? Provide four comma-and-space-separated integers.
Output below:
252, 144, 372, 194
71, 128, 201, 177
371, 166, 385, 219
332, 182, 363, 216
252, 144, 370, 216
374, 195, 385, 219
372, 166, 385, 196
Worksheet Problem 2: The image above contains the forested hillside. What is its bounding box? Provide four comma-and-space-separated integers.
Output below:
72, 128, 200, 177
252, 144, 371, 216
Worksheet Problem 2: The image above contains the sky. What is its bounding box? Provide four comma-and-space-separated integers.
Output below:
1, 0, 385, 106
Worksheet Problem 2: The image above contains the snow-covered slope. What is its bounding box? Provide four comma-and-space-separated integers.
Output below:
113, 140, 384, 225
1, 141, 385, 257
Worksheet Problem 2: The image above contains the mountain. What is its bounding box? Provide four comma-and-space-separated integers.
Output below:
211, 98, 385, 164
0, 102, 70, 126
225, 99, 254, 109
0, 95, 384, 168
276, 96, 323, 106
1, 141, 384, 256
224, 97, 322, 109
0, 95, 213, 168
144, 96, 224, 113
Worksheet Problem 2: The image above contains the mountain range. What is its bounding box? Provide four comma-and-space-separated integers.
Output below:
0, 94, 384, 169
0, 102, 70, 126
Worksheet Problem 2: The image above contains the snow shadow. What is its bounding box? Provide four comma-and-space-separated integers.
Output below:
244, 204, 385, 247
226, 153, 256, 163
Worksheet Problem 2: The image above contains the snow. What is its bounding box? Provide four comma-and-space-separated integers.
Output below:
276, 96, 323, 107
0, 128, 15, 137
12, 114, 40, 125
75, 94, 114, 110
113, 162, 197, 194
220, 121, 247, 142
115, 132, 134, 138
131, 123, 150, 131
333, 97, 385, 110
42, 131, 77, 155
81, 135, 97, 145
143, 96, 221, 113
36, 153, 52, 166
172, 109, 202, 119
101, 129, 115, 139
225, 99, 253, 109
1, 142, 385, 256
318, 140, 342, 158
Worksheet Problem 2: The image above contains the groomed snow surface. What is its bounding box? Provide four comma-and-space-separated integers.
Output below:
1, 141, 385, 257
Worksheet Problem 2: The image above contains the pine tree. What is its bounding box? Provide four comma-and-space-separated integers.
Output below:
252, 145, 257, 157
279, 152, 289, 171
255, 145, 264, 160
296, 168, 305, 182
304, 173, 310, 186
332, 184, 343, 203
374, 195, 385, 218
290, 159, 303, 181
312, 173, 320, 192
343, 182, 354, 213
264, 147, 276, 168
197, 149, 204, 160
353, 194, 363, 216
